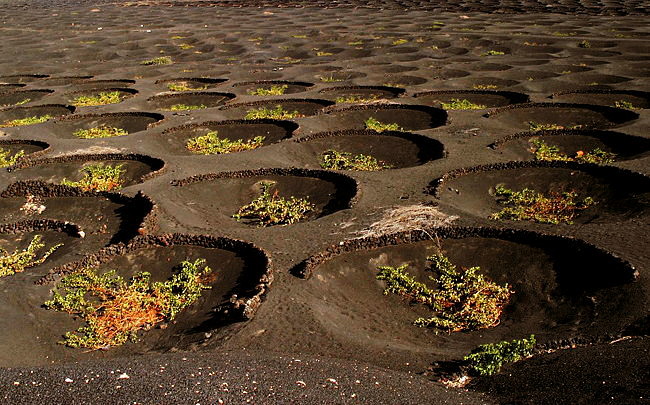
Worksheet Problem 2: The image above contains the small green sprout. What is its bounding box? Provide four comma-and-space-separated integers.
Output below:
72, 91, 124, 107
0, 147, 25, 167
614, 100, 637, 110
44, 258, 212, 349
140, 56, 172, 66
1, 235, 62, 278
528, 122, 583, 132
552, 32, 577, 37
464, 335, 536, 376
318, 74, 344, 83
61, 163, 126, 192
481, 50, 505, 56
247, 85, 289, 96
490, 185, 596, 224
244, 105, 301, 120
392, 39, 408, 45
334, 95, 380, 104
365, 117, 403, 132
73, 125, 129, 139
1, 115, 53, 127
319, 149, 391, 171
186, 131, 265, 155
6, 98, 31, 107
233, 181, 314, 227
167, 103, 208, 111
167, 82, 207, 92
473, 84, 498, 90
441, 98, 487, 110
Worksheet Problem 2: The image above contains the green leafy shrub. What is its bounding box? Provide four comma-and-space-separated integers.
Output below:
167, 103, 207, 111
577, 40, 591, 48
244, 105, 301, 120
72, 91, 124, 107
2, 115, 53, 127
441, 99, 486, 110
167, 82, 207, 92
140, 56, 172, 65
528, 122, 583, 132
0, 147, 25, 167
614, 100, 637, 110
490, 185, 595, 224
44, 258, 212, 349
247, 85, 288, 96
481, 50, 505, 56
529, 138, 616, 164
233, 181, 314, 227
1, 235, 62, 278
1, 98, 31, 107
318, 74, 343, 83
335, 95, 380, 104
365, 117, 403, 132
186, 131, 265, 155
61, 163, 126, 192
473, 84, 498, 90
73, 125, 129, 139
319, 149, 390, 171
377, 253, 512, 332
464, 335, 536, 375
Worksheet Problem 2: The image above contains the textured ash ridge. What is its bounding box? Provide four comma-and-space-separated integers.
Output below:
0, 219, 82, 237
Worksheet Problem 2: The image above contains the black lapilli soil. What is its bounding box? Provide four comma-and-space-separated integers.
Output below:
0, 2, 648, 404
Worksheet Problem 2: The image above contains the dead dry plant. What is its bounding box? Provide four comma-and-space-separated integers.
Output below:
355, 205, 458, 239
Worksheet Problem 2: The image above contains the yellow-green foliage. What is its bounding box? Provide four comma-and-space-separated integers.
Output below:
319, 149, 390, 171
377, 253, 512, 332
335, 95, 380, 104
140, 56, 172, 65
1, 235, 62, 278
233, 181, 314, 227
365, 117, 403, 132
61, 163, 126, 192
72, 91, 124, 107
44, 259, 212, 349
0, 147, 25, 167
529, 138, 616, 164
167, 82, 207, 92
481, 50, 505, 56
474, 84, 498, 90
465, 335, 536, 375
490, 185, 596, 224
167, 103, 208, 111
244, 105, 301, 120
247, 85, 289, 96
614, 100, 637, 110
186, 131, 265, 155
2, 115, 53, 127
528, 122, 573, 131
392, 39, 408, 45
318, 74, 343, 83
73, 125, 129, 139
441, 98, 486, 110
